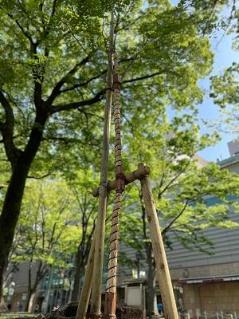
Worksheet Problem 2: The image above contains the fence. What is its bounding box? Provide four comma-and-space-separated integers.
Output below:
180, 311, 239, 319
120, 306, 145, 319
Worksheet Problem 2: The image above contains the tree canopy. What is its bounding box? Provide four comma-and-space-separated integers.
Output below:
0, 0, 237, 308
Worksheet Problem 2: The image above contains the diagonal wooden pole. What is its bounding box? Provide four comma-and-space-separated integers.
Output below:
89, 12, 115, 319
140, 169, 179, 319
75, 236, 95, 319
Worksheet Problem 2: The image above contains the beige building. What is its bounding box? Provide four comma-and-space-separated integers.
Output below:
166, 149, 239, 317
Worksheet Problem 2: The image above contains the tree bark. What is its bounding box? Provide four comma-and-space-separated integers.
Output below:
71, 252, 85, 302
141, 191, 157, 318
0, 109, 47, 302
146, 244, 156, 319
27, 291, 36, 313
25, 289, 36, 313
25, 262, 33, 312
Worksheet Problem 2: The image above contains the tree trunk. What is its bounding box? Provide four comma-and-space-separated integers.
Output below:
27, 291, 36, 313
0, 273, 4, 311
0, 295, 7, 313
71, 253, 84, 302
25, 262, 39, 313
0, 158, 32, 303
25, 262, 33, 312
25, 289, 36, 313
141, 193, 157, 318
146, 243, 155, 319
0, 110, 47, 301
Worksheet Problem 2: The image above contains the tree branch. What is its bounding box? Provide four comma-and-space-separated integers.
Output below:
158, 170, 186, 199
46, 55, 136, 107
30, 42, 45, 109
42, 135, 99, 147
162, 200, 189, 236
27, 171, 53, 180
122, 71, 165, 84
5, 10, 44, 108
50, 89, 106, 114
46, 55, 92, 106
43, 0, 58, 38
7, 13, 34, 45
60, 70, 106, 94
0, 91, 20, 167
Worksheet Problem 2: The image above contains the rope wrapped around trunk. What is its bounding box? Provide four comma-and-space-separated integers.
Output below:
105, 55, 125, 302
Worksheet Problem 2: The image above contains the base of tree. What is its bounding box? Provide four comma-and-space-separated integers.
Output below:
0, 299, 7, 313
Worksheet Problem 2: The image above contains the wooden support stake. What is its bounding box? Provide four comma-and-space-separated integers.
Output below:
90, 11, 114, 319
76, 237, 95, 319
92, 164, 150, 197
140, 172, 179, 319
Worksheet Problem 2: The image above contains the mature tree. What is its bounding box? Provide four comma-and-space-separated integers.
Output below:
68, 169, 98, 302
10, 180, 81, 312
0, 0, 114, 302
119, 112, 239, 318
211, 61, 239, 133
0, 0, 220, 302
206, 0, 239, 131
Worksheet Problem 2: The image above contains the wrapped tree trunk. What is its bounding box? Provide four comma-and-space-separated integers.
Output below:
104, 54, 124, 319
77, 12, 115, 319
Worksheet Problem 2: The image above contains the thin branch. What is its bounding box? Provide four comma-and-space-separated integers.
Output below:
122, 71, 165, 84
50, 0, 58, 19
0, 91, 14, 122
43, 135, 99, 147
141, 196, 148, 240
42, 0, 59, 39
162, 200, 189, 235
60, 70, 106, 94
50, 89, 106, 114
6, 13, 34, 45
46, 55, 135, 106
46, 55, 92, 106
27, 171, 52, 180
115, 14, 144, 33
157, 170, 185, 198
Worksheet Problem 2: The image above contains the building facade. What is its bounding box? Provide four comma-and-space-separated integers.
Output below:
166, 146, 239, 317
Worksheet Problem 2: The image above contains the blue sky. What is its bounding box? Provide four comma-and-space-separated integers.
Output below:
170, 0, 239, 162
197, 32, 238, 162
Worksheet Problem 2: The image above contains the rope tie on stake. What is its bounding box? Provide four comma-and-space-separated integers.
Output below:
104, 54, 125, 319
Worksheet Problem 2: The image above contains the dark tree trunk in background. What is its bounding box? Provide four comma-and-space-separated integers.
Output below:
0, 158, 32, 303
25, 261, 44, 312
146, 243, 157, 319
71, 254, 85, 302
71, 209, 95, 302
0, 109, 47, 303
141, 193, 158, 319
